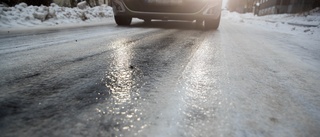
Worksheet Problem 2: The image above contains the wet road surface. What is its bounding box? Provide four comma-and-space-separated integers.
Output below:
0, 19, 320, 137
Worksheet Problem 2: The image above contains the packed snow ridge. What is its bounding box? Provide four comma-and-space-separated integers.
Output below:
0, 2, 113, 28
223, 7, 320, 27
222, 8, 320, 40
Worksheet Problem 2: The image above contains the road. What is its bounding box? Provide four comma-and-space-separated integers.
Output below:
0, 19, 320, 137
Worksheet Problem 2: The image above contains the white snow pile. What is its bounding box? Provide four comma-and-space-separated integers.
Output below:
222, 7, 320, 39
0, 3, 113, 28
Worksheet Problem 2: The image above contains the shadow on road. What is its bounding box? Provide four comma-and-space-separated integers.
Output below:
121, 20, 213, 31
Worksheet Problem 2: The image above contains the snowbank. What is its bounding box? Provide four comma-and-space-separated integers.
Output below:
222, 8, 320, 40
0, 3, 113, 28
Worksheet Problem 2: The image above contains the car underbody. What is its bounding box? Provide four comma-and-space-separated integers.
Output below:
109, 0, 222, 29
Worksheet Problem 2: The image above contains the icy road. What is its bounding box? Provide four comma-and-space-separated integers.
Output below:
0, 19, 320, 137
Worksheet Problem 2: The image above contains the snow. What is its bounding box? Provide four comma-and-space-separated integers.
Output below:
0, 3, 113, 28
222, 8, 320, 40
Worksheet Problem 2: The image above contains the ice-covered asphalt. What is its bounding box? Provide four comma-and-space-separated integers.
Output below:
0, 19, 319, 137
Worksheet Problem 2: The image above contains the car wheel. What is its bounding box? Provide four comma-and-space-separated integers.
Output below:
114, 15, 132, 26
204, 15, 220, 30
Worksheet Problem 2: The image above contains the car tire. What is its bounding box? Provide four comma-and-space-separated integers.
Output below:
114, 15, 132, 26
204, 15, 220, 30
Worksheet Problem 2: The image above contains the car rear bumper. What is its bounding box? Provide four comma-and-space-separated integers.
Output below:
110, 0, 221, 20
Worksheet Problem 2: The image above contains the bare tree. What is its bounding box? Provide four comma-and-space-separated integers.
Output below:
84, 0, 100, 7
1, 0, 52, 6
86, 0, 92, 7
95, 0, 99, 6
70, 0, 76, 7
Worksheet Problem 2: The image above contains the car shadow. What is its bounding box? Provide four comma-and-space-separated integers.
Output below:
124, 20, 215, 31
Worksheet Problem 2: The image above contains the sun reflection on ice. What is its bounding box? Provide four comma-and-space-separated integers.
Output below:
97, 38, 145, 135
178, 35, 225, 136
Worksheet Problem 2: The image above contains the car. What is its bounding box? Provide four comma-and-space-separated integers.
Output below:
108, 0, 222, 29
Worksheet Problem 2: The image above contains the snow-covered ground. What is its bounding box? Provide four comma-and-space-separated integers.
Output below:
0, 3, 113, 28
222, 8, 320, 40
